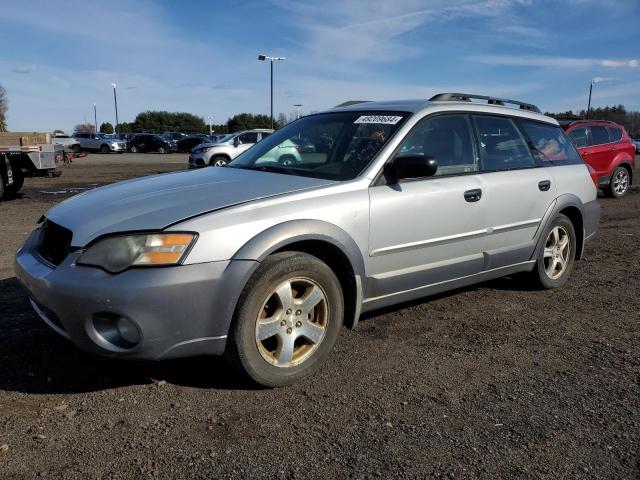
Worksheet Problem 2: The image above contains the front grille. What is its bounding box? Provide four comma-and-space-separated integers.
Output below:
38, 220, 73, 266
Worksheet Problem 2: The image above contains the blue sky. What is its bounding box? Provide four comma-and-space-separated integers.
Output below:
1, 0, 638, 132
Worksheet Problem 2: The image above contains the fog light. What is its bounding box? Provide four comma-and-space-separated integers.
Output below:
92, 312, 141, 349
117, 317, 140, 345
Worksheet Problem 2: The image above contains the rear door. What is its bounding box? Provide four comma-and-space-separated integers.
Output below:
585, 125, 612, 176
470, 114, 556, 269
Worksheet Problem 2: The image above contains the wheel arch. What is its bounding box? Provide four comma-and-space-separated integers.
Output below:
532, 194, 587, 262
209, 153, 232, 165
232, 220, 366, 329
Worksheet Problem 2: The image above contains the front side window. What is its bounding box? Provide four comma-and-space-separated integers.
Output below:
590, 125, 610, 146
228, 111, 409, 180
607, 126, 623, 142
238, 132, 259, 144
397, 114, 477, 176
473, 115, 534, 171
518, 120, 583, 165
568, 126, 589, 148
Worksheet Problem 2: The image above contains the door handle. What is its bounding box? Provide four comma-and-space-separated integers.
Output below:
538, 180, 551, 191
464, 188, 482, 202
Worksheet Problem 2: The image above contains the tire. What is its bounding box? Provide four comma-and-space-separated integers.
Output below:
1, 157, 25, 198
72, 144, 81, 154
225, 251, 344, 387
527, 214, 576, 289
279, 154, 298, 166
100, 144, 110, 154
210, 156, 229, 167
130, 145, 138, 153
604, 166, 630, 198
158, 147, 166, 154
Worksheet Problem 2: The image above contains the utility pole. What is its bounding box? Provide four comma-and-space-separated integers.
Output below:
111, 83, 119, 134
294, 104, 303, 120
207, 115, 214, 136
257, 54, 286, 129
93, 103, 98, 134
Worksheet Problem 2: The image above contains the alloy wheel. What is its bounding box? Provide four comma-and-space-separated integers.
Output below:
613, 169, 629, 195
543, 226, 571, 280
255, 277, 328, 368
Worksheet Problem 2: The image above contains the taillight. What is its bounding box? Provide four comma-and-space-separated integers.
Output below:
585, 163, 598, 190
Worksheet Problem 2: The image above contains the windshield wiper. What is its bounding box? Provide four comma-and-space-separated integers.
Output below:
243, 165, 302, 176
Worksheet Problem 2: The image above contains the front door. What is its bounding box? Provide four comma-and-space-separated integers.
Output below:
368, 114, 487, 301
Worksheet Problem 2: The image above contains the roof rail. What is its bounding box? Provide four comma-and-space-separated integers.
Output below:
429, 93, 541, 113
334, 100, 372, 108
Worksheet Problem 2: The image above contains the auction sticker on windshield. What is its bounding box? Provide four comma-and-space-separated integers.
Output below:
354, 115, 403, 125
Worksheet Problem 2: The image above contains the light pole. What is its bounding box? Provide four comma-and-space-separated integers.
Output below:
207, 115, 214, 136
586, 78, 605, 119
93, 103, 98, 134
294, 104, 303, 120
257, 54, 286, 129
111, 83, 119, 134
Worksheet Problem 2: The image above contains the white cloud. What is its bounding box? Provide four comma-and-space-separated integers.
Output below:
469, 55, 640, 69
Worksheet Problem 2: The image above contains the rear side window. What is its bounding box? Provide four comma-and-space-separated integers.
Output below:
473, 115, 534, 171
517, 120, 583, 165
567, 127, 589, 148
397, 114, 477, 176
607, 127, 623, 142
590, 126, 610, 146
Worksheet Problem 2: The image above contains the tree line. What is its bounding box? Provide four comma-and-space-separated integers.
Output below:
75, 111, 292, 136
545, 105, 640, 137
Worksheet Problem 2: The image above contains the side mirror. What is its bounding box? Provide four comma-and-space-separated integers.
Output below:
387, 155, 437, 182
233, 138, 241, 147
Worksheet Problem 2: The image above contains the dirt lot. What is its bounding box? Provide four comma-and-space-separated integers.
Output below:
1, 156, 639, 479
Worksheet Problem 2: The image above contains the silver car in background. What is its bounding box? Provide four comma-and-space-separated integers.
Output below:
188, 129, 273, 167
16, 93, 599, 387
73, 133, 127, 153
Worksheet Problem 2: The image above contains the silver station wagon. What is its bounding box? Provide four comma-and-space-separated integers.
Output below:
16, 93, 600, 387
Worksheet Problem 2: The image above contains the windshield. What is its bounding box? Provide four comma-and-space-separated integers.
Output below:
228, 111, 409, 180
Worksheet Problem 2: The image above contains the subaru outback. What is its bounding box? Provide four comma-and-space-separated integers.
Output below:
16, 93, 599, 387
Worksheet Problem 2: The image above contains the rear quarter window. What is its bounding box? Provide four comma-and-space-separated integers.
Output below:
607, 127, 623, 142
517, 120, 583, 166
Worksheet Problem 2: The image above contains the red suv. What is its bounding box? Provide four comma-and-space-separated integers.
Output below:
560, 120, 636, 198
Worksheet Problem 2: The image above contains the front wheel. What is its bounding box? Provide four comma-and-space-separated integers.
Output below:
100, 144, 110, 154
3, 158, 25, 198
72, 144, 81, 154
130, 145, 138, 153
210, 156, 229, 167
225, 252, 344, 387
527, 214, 576, 289
605, 166, 630, 198
158, 147, 166, 154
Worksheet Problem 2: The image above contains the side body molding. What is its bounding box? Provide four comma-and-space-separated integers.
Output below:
232, 219, 366, 328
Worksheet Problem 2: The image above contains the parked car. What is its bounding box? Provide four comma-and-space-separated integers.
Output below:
51, 133, 81, 154
15, 93, 599, 387
632, 137, 640, 154
73, 133, 127, 153
177, 135, 211, 153
128, 134, 177, 154
162, 132, 188, 142
560, 120, 636, 197
188, 129, 273, 168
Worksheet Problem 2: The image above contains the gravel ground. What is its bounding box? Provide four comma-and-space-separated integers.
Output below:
1, 157, 638, 479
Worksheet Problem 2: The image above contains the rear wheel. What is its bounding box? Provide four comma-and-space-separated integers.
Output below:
605, 166, 630, 198
1, 157, 25, 198
100, 144, 110, 154
210, 156, 229, 167
72, 144, 81, 154
158, 146, 167, 154
225, 252, 344, 387
527, 214, 576, 289
130, 145, 138, 153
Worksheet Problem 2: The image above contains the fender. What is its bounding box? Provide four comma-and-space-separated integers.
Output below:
530, 193, 598, 262
232, 219, 366, 327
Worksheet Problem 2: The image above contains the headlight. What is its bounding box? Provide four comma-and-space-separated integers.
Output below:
194, 146, 213, 154
77, 233, 196, 273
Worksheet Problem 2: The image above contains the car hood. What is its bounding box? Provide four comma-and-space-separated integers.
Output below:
45, 167, 335, 246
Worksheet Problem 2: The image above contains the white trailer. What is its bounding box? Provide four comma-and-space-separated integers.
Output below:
0, 143, 65, 199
